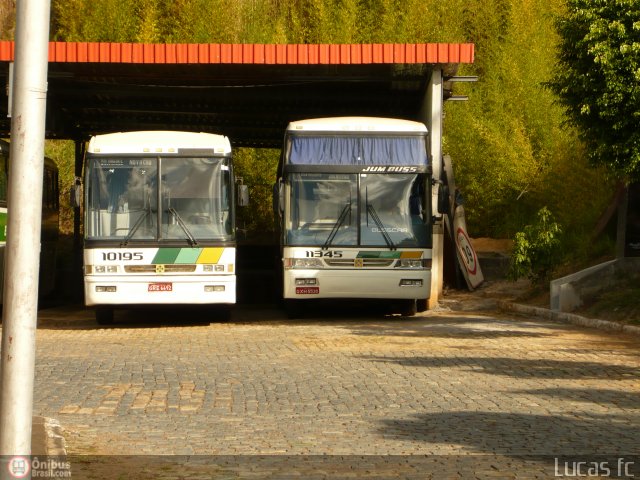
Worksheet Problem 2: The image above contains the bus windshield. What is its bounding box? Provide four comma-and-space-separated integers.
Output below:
86, 156, 233, 242
286, 172, 428, 248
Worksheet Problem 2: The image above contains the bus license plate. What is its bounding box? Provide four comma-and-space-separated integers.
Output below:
296, 286, 319, 294
148, 282, 172, 292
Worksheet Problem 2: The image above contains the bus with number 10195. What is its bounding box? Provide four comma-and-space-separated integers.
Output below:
81, 131, 247, 323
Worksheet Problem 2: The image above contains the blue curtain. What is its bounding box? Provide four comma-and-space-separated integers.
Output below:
289, 136, 427, 166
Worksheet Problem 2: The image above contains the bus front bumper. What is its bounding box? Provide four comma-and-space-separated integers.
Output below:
283, 269, 430, 300
84, 274, 236, 306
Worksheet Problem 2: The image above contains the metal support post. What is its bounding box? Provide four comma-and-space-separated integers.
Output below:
0, 0, 52, 468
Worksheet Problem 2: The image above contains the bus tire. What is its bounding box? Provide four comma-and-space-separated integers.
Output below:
399, 299, 417, 317
95, 307, 114, 325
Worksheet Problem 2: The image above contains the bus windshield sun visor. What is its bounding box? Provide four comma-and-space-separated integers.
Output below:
289, 135, 428, 166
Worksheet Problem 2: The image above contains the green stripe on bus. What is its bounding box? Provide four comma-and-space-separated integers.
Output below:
152, 248, 181, 264
356, 251, 422, 259
175, 248, 202, 264
357, 251, 402, 259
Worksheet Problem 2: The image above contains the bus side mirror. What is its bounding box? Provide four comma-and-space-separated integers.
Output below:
237, 184, 249, 207
437, 183, 449, 214
70, 178, 82, 208
277, 179, 284, 213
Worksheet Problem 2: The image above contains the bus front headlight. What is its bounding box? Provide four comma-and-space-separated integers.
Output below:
93, 265, 118, 273
396, 259, 430, 269
284, 258, 323, 269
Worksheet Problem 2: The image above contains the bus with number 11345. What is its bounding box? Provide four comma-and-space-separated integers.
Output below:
273, 117, 433, 317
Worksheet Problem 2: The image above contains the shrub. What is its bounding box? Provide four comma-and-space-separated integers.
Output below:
508, 207, 563, 284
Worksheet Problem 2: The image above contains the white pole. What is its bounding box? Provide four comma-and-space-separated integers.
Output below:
0, 0, 51, 463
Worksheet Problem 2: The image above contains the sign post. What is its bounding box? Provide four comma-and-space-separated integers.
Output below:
0, 0, 52, 469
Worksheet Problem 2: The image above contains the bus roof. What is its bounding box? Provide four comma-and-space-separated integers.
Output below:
87, 130, 232, 155
286, 117, 428, 134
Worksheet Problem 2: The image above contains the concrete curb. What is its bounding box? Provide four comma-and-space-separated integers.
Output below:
31, 416, 67, 456
498, 300, 640, 337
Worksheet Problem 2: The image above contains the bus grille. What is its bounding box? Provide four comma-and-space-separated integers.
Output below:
324, 258, 395, 268
124, 265, 197, 273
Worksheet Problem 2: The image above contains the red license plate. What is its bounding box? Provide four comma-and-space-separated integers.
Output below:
296, 286, 319, 295
148, 282, 173, 292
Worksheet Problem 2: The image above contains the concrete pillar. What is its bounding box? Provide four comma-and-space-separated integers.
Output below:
419, 69, 444, 308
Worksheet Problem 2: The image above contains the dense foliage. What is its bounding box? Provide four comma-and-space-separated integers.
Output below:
444, 0, 615, 242
548, 0, 640, 181
0, 0, 13, 40
0, 1, 619, 258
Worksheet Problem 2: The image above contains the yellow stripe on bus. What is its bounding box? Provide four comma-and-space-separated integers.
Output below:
196, 247, 225, 264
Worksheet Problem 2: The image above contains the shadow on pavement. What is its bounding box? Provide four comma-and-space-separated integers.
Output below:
35, 304, 232, 330
362, 355, 640, 380
376, 411, 640, 466
512, 387, 640, 409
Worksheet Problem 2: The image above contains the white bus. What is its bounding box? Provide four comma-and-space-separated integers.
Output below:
274, 117, 433, 317
82, 131, 247, 324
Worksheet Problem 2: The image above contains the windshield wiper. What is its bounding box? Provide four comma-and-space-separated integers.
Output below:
122, 208, 151, 246
167, 207, 198, 246
367, 204, 396, 250
323, 202, 351, 249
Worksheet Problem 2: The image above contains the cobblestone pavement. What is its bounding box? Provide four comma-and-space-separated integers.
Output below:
8, 295, 640, 478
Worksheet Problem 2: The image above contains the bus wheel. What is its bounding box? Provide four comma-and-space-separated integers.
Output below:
95, 307, 114, 325
416, 299, 428, 313
399, 300, 417, 317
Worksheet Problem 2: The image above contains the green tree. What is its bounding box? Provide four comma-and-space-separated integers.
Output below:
233, 148, 280, 243
444, 0, 616, 243
45, 140, 76, 234
508, 206, 563, 284
52, 0, 139, 42
0, 0, 14, 39
135, 0, 162, 43
445, 0, 568, 236
548, 0, 640, 180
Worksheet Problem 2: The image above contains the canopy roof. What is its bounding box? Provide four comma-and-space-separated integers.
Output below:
0, 41, 474, 148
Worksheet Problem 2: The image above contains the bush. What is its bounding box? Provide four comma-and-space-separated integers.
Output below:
508, 207, 563, 285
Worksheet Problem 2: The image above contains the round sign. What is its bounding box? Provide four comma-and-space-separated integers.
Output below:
456, 227, 477, 275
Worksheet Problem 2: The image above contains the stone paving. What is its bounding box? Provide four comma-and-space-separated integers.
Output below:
6, 297, 640, 478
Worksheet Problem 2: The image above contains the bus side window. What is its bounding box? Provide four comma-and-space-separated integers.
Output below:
107, 169, 129, 212
409, 175, 425, 218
